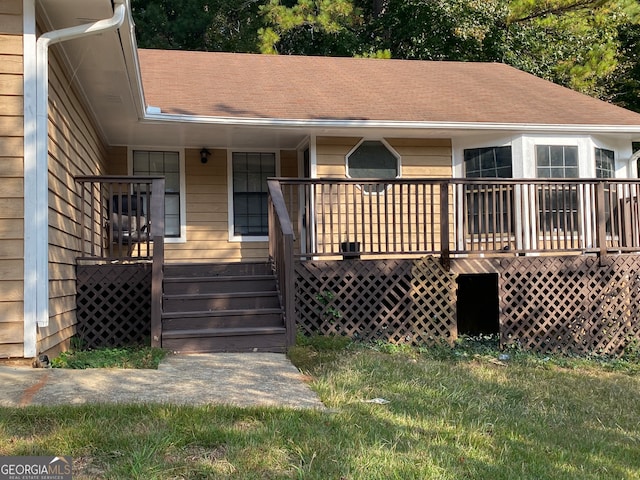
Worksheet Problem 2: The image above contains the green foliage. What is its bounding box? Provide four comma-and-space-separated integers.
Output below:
258, 0, 364, 55
131, 0, 263, 52
366, 0, 509, 61
504, 1, 635, 98
51, 346, 167, 369
609, 22, 640, 112
314, 290, 342, 323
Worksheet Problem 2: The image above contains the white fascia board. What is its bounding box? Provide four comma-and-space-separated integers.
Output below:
119, 3, 147, 120
141, 112, 640, 135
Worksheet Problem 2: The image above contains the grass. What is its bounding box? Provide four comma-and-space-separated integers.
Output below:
50, 346, 167, 369
1, 336, 640, 479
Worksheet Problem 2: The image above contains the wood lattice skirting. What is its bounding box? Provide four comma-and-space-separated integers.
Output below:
295, 257, 458, 344
76, 263, 152, 349
499, 255, 640, 356
295, 254, 640, 355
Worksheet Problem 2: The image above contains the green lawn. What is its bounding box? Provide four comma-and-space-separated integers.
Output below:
1, 338, 639, 479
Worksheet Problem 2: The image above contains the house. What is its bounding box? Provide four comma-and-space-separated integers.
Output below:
3, 0, 640, 359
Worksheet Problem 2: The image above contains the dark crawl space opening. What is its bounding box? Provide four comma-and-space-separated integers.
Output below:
456, 273, 500, 336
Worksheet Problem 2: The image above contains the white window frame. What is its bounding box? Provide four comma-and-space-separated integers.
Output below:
345, 138, 402, 194
453, 136, 516, 250
594, 146, 616, 178
452, 135, 518, 178
127, 147, 187, 243
227, 149, 281, 242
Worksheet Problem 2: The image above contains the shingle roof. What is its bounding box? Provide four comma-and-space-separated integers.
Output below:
138, 49, 640, 126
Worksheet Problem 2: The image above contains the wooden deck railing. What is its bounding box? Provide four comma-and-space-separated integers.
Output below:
75, 176, 166, 261
267, 179, 296, 347
75, 176, 165, 347
270, 178, 640, 260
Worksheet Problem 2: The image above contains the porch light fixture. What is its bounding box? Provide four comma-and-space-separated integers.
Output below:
200, 148, 211, 164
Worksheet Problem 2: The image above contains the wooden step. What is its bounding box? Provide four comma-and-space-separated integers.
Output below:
163, 326, 286, 339
163, 291, 281, 312
164, 262, 272, 278
162, 308, 284, 330
162, 327, 286, 353
160, 262, 286, 353
163, 275, 277, 295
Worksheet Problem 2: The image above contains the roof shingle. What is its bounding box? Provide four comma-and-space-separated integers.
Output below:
138, 49, 640, 126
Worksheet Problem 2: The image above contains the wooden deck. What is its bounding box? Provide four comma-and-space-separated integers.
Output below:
268, 178, 640, 356
73, 176, 640, 356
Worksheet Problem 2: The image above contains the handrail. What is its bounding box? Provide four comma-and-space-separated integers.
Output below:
75, 176, 165, 261
267, 179, 296, 348
271, 177, 640, 261
273, 177, 640, 185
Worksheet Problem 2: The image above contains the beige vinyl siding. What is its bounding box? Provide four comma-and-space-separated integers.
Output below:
387, 138, 452, 178
316, 136, 359, 177
316, 136, 452, 178
106, 146, 127, 175
0, 0, 23, 357
314, 137, 453, 256
163, 148, 298, 263
39, 46, 108, 355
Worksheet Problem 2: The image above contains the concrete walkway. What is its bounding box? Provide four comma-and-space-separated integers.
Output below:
0, 353, 324, 409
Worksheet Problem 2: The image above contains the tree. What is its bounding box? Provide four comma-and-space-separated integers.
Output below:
131, 0, 264, 52
605, 21, 640, 112
258, 0, 365, 55
505, 0, 640, 98
362, 0, 509, 62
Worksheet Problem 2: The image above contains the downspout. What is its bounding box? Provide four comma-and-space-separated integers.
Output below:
26, 1, 126, 356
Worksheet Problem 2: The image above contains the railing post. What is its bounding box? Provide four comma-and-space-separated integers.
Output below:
150, 236, 163, 347
150, 178, 165, 347
283, 232, 295, 347
596, 181, 608, 265
440, 181, 450, 270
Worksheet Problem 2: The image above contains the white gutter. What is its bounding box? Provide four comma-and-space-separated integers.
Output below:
25, 1, 126, 355
142, 112, 640, 135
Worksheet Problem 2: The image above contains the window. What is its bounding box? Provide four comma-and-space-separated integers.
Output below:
464, 146, 512, 178
232, 152, 276, 237
463, 146, 513, 236
595, 148, 615, 233
536, 145, 578, 178
347, 140, 399, 193
595, 148, 614, 178
132, 150, 181, 237
536, 145, 579, 232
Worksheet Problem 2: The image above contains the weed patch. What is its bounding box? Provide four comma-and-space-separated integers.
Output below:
51, 346, 167, 369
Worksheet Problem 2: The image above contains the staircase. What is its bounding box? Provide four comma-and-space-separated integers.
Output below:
161, 262, 287, 353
